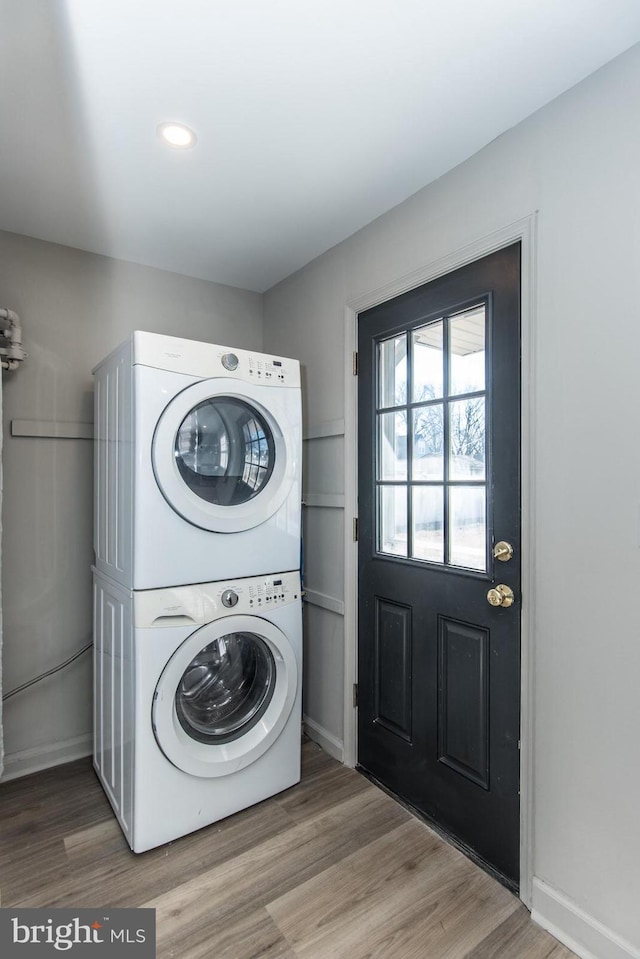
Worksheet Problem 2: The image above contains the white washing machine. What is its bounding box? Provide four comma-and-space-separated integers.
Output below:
93, 568, 302, 853
93, 331, 301, 590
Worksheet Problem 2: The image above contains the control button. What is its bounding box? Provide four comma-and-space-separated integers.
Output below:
221, 353, 239, 371
221, 589, 239, 608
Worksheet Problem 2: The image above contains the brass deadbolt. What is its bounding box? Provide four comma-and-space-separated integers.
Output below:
487, 584, 515, 608
493, 541, 514, 562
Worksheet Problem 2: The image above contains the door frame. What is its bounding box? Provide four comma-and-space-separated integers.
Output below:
342, 213, 537, 907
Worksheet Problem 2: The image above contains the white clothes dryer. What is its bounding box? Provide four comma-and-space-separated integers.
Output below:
93, 332, 301, 589
93, 568, 302, 853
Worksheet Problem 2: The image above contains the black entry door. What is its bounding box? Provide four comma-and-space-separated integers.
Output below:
357, 244, 521, 888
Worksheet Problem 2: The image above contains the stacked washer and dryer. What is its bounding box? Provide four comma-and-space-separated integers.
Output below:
92, 332, 302, 853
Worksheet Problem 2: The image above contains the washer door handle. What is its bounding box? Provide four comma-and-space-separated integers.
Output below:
151, 613, 198, 626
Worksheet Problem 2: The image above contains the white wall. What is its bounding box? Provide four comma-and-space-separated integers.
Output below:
263, 43, 640, 959
0, 230, 263, 777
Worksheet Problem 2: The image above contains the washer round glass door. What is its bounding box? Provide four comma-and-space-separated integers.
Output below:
176, 631, 275, 744
152, 615, 298, 778
152, 379, 296, 532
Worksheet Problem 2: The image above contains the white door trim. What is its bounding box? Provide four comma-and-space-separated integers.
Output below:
342, 213, 538, 907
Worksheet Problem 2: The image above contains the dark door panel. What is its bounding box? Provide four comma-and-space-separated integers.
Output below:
357, 244, 521, 887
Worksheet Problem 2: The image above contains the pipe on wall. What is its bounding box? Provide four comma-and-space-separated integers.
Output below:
0, 308, 27, 370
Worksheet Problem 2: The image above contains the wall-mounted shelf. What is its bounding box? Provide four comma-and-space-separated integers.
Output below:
11, 419, 94, 440
302, 493, 345, 509
303, 419, 345, 441
304, 588, 345, 616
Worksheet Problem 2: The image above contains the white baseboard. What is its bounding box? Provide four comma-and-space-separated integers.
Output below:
532, 878, 640, 959
303, 715, 344, 762
1, 733, 93, 782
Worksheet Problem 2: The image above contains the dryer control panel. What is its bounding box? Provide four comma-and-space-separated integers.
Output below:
135, 570, 301, 628
245, 353, 296, 386
131, 331, 301, 388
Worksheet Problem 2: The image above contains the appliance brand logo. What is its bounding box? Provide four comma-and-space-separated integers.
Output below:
0, 909, 155, 956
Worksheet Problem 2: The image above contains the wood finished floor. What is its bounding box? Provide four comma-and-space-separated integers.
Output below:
0, 741, 575, 959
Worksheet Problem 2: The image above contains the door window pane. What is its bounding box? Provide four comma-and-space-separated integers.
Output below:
412, 405, 443, 480
450, 306, 485, 396
375, 303, 488, 570
379, 334, 407, 408
449, 398, 485, 480
379, 486, 407, 557
449, 487, 486, 571
379, 412, 407, 480
412, 321, 443, 402
412, 487, 444, 563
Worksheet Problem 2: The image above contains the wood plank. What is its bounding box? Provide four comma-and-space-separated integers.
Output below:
145, 787, 411, 955
64, 818, 129, 862
0, 742, 578, 959
267, 818, 519, 959
0, 759, 110, 856
462, 906, 576, 959
157, 907, 296, 959
274, 753, 372, 823
0, 835, 69, 904
13, 797, 295, 909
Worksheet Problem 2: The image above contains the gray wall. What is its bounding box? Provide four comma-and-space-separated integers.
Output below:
1, 38, 639, 959
263, 43, 640, 958
0, 230, 263, 775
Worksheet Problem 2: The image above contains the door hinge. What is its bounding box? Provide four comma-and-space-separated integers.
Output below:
352, 351, 358, 376
353, 516, 359, 541
353, 683, 358, 708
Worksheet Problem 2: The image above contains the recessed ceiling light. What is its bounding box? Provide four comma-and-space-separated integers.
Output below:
157, 122, 197, 149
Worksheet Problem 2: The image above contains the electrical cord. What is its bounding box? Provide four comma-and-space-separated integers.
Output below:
2, 641, 92, 702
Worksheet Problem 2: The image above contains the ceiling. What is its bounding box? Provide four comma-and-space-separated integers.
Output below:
1, 1, 640, 293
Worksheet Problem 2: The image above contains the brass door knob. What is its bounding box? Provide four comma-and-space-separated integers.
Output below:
487, 584, 515, 608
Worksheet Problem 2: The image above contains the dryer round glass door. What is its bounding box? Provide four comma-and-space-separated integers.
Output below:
152, 379, 298, 532
174, 397, 275, 506
152, 614, 298, 778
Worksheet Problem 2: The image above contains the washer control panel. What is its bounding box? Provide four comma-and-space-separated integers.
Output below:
221, 588, 239, 608
246, 575, 292, 610
135, 571, 301, 628
211, 570, 301, 617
